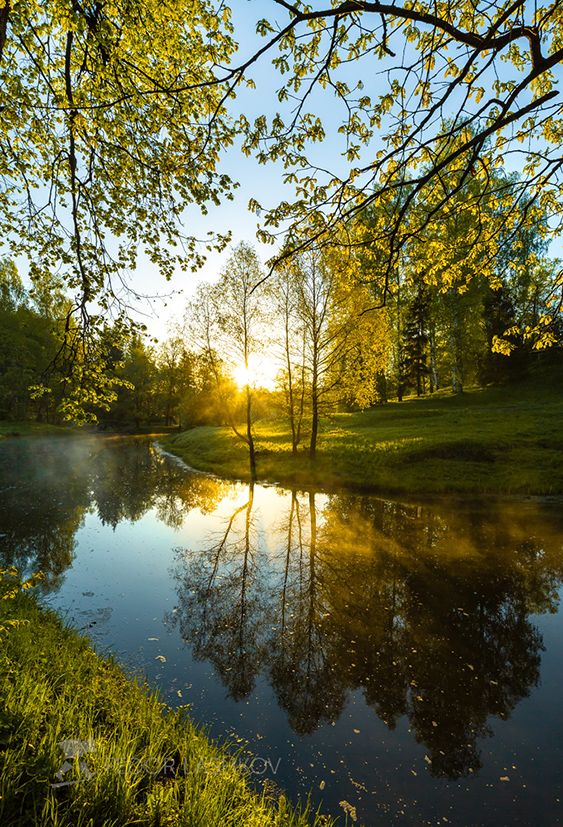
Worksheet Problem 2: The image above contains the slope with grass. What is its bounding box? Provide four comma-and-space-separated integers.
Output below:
0, 571, 333, 827
160, 371, 563, 496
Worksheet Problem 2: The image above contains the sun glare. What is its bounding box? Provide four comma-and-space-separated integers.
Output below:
233, 355, 279, 390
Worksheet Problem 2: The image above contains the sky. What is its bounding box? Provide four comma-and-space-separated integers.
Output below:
105, 0, 563, 343
9, 1, 563, 343
11, 1, 357, 342
127, 2, 369, 342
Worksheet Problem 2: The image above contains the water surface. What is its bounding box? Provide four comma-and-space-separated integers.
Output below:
1, 435, 563, 825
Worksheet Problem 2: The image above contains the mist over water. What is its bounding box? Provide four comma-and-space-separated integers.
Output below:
1, 435, 563, 826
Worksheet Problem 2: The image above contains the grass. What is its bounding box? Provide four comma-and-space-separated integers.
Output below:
0, 421, 178, 440
160, 368, 563, 496
0, 421, 79, 440
0, 570, 334, 827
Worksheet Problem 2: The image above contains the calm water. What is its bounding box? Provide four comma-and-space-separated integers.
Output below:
1, 435, 563, 826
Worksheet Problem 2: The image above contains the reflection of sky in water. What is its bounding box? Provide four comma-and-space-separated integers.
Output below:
1, 435, 563, 826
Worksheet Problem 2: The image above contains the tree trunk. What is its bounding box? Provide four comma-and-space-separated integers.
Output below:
309, 389, 318, 460
309, 348, 319, 460
449, 291, 461, 393
246, 383, 257, 481
450, 328, 458, 393
0, 1, 9, 64
430, 327, 439, 392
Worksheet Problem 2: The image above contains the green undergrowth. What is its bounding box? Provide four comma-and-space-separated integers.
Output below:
0, 570, 334, 827
0, 421, 175, 440
0, 421, 79, 440
160, 371, 563, 496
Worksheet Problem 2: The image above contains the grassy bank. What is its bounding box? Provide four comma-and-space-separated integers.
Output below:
0, 421, 79, 440
160, 372, 563, 496
0, 571, 332, 827
0, 421, 178, 440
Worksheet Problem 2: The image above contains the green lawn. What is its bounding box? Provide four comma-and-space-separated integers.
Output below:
161, 370, 563, 496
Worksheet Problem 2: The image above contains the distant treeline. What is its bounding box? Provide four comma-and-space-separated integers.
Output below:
0, 260, 70, 422
0, 257, 252, 428
0, 221, 562, 428
379, 242, 563, 400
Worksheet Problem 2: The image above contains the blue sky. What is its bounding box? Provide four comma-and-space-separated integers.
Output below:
11, 1, 563, 342
131, 0, 390, 339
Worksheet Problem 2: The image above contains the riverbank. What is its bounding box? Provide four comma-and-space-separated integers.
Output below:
0, 571, 332, 827
0, 421, 178, 439
0, 421, 78, 439
160, 374, 563, 496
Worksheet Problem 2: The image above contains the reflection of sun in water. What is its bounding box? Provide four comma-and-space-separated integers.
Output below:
233, 354, 279, 390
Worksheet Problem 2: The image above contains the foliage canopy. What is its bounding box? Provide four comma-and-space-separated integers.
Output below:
0, 0, 237, 417
236, 1, 563, 267
2, 0, 563, 417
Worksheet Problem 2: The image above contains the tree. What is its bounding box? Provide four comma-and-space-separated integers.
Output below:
402, 285, 430, 397
0, 0, 237, 418
184, 282, 238, 427
157, 334, 194, 427
185, 243, 267, 480
0, 262, 39, 420
237, 6, 563, 287
269, 262, 308, 454
4, 1, 563, 425
277, 244, 389, 459
480, 283, 520, 384
491, 212, 563, 359
0, 259, 67, 421
215, 243, 268, 480
110, 335, 157, 427
0, 258, 26, 311
354, 140, 563, 397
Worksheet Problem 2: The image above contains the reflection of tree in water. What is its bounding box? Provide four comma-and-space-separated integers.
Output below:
167, 484, 270, 701
321, 497, 562, 778
0, 439, 90, 591
6, 431, 555, 779
267, 492, 346, 735
90, 440, 226, 529
169, 488, 563, 778
0, 436, 226, 589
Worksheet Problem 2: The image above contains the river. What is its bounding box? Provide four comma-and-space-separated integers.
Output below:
1, 434, 563, 826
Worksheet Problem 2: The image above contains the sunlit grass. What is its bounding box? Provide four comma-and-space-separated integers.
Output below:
161, 370, 563, 495
0, 571, 334, 827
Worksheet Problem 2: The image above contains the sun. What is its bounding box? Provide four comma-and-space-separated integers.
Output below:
232, 354, 279, 390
